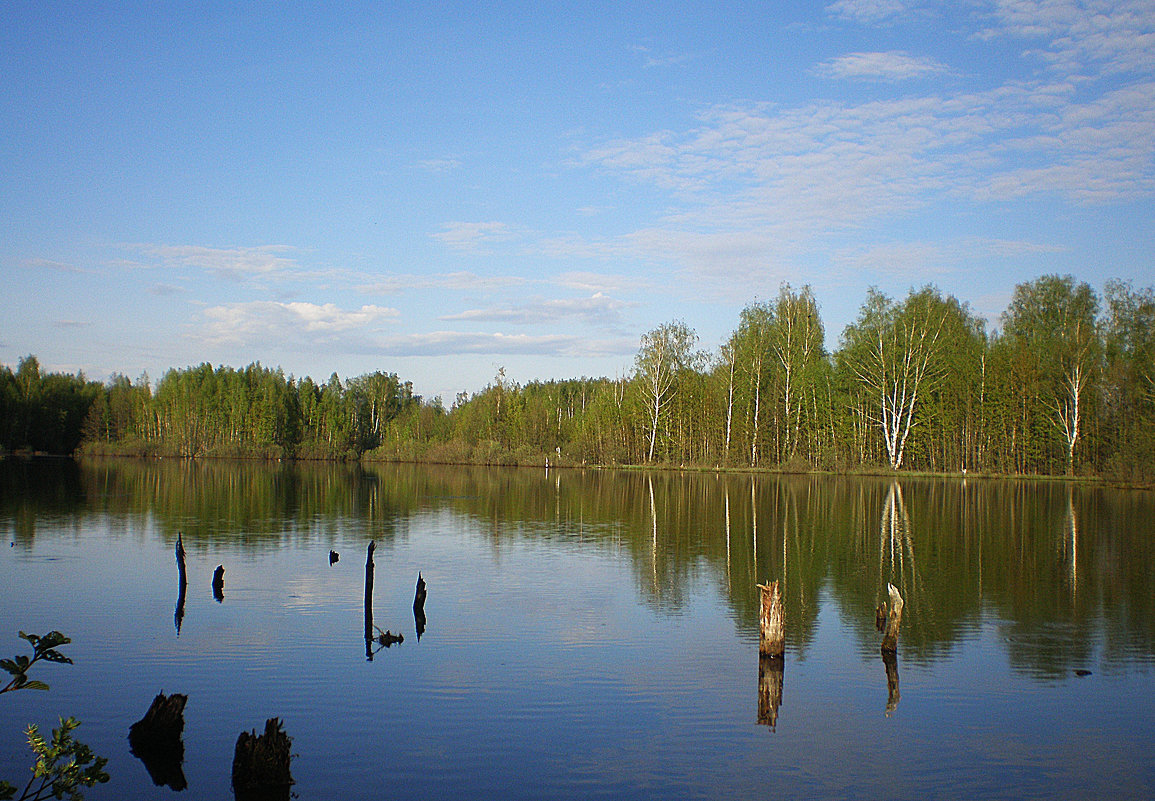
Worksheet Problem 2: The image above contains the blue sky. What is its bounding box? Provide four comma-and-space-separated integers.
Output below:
3, 0, 1153, 402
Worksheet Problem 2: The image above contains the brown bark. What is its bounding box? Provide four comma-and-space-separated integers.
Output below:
757, 580, 785, 658
880, 583, 904, 653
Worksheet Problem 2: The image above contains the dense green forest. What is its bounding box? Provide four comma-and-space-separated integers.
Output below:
2, 274, 1152, 480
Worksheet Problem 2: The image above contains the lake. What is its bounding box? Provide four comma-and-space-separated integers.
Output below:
1, 458, 1153, 800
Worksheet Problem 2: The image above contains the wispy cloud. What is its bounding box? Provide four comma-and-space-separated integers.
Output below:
375, 331, 636, 358
577, 14, 1155, 281
978, 0, 1155, 76
831, 237, 1067, 277
440, 292, 634, 326
813, 51, 951, 81
433, 221, 519, 251
555, 271, 652, 294
25, 258, 92, 274
632, 44, 695, 69
122, 244, 300, 281
415, 158, 462, 173
826, 0, 918, 25
356, 271, 526, 295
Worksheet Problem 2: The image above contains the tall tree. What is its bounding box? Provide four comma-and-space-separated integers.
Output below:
730, 302, 774, 466
769, 284, 825, 463
1001, 275, 1100, 475
634, 321, 699, 463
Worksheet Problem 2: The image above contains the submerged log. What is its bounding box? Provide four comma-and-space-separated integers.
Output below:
880, 583, 904, 654
212, 565, 225, 603
756, 580, 785, 658
757, 654, 784, 730
328, 549, 339, 565
128, 692, 188, 791
232, 717, 293, 801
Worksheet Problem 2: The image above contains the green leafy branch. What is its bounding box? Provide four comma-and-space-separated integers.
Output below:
0, 717, 109, 801
0, 632, 73, 695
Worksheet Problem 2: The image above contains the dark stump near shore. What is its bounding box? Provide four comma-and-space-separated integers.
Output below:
232, 717, 294, 801
128, 692, 189, 791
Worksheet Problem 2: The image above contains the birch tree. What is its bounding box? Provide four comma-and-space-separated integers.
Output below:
634, 320, 699, 463
1001, 275, 1100, 475
769, 284, 825, 462
839, 287, 954, 470
730, 302, 774, 466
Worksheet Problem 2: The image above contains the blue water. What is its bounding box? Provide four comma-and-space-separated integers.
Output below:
1, 461, 1153, 799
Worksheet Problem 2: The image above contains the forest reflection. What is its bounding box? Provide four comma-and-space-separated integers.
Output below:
2, 457, 1152, 677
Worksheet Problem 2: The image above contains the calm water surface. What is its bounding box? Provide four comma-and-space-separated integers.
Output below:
1, 459, 1153, 800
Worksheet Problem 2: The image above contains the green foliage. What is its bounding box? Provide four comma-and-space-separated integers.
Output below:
1, 632, 108, 801
0, 718, 109, 801
0, 632, 73, 695
8, 273, 1155, 480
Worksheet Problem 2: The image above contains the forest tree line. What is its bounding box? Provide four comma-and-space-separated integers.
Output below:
1, 274, 1152, 480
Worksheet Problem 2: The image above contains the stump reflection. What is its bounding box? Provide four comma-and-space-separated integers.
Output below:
757, 655, 784, 730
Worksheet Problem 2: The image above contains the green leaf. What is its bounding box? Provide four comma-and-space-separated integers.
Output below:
0, 658, 21, 675
22, 680, 50, 691
39, 651, 73, 665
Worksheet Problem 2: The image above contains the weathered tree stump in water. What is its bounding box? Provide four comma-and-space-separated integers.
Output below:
756, 581, 785, 658
128, 692, 188, 791
880, 583, 904, 654
212, 565, 225, 602
232, 718, 293, 801
329, 549, 339, 565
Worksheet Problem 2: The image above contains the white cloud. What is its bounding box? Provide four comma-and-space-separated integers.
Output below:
198, 301, 399, 347
813, 51, 951, 81
979, 0, 1155, 76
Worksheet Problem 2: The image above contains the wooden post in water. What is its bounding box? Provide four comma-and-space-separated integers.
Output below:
212, 565, 225, 603
880, 583, 903, 654
174, 534, 187, 635
363, 541, 376, 659
756, 580, 785, 658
